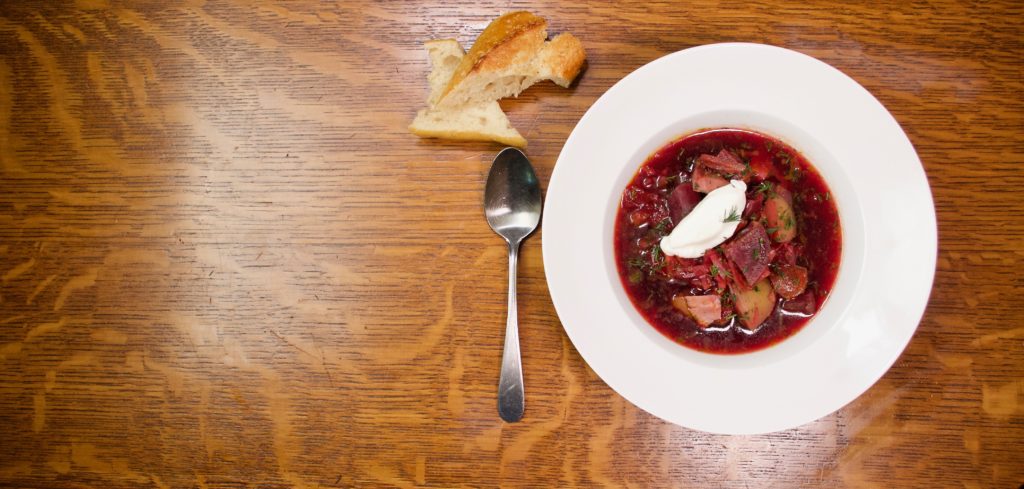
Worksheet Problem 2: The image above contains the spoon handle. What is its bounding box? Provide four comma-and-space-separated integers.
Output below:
498, 240, 525, 422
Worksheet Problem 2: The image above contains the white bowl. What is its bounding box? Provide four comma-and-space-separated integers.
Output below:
542, 43, 936, 434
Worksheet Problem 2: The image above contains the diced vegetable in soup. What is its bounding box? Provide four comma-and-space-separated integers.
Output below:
614, 128, 842, 354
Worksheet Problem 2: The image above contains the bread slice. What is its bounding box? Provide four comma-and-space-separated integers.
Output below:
409, 39, 527, 147
409, 103, 527, 147
436, 12, 586, 108
409, 12, 586, 147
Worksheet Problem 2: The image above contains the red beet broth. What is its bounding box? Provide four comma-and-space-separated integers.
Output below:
614, 128, 841, 354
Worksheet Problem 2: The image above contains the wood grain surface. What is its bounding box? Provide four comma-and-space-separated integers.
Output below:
1, 1, 1022, 487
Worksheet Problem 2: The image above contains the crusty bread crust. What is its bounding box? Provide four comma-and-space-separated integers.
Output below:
409, 125, 527, 148
536, 33, 586, 87
441, 11, 547, 103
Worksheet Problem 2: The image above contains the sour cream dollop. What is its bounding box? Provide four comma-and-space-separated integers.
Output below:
660, 180, 747, 258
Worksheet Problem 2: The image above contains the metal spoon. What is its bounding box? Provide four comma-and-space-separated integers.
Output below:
484, 147, 542, 423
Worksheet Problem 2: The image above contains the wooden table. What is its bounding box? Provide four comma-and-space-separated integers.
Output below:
1, 1, 1021, 487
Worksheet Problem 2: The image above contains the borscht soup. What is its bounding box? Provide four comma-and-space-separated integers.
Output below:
614, 128, 841, 354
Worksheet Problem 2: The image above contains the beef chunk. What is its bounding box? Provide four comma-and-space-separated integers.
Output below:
722, 221, 773, 285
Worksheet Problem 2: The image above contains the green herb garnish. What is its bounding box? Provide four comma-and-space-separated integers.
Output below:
652, 218, 671, 237
722, 206, 742, 223
777, 151, 792, 165
785, 166, 802, 182
781, 211, 795, 230
628, 257, 646, 269
650, 244, 665, 270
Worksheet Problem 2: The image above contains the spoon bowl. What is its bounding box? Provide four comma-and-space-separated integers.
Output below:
485, 149, 542, 241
